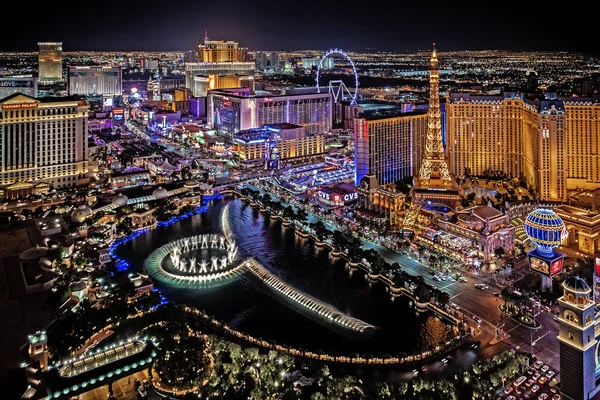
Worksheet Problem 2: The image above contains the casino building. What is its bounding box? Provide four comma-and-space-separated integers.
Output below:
210, 87, 332, 140
67, 66, 122, 96
446, 93, 600, 201
0, 94, 89, 198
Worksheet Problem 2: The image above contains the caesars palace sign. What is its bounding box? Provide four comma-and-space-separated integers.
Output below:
2, 102, 38, 110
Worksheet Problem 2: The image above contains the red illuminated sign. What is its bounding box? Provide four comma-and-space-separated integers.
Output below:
550, 259, 562, 276
2, 102, 38, 110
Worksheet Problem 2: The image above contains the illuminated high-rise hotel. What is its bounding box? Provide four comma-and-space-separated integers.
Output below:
353, 112, 428, 186
446, 93, 600, 201
38, 42, 63, 81
198, 30, 247, 63
186, 32, 254, 97
0, 94, 88, 197
67, 66, 122, 96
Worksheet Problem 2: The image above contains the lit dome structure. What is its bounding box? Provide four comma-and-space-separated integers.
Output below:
112, 193, 129, 206
524, 208, 567, 255
152, 186, 168, 200
562, 276, 590, 292
71, 204, 93, 223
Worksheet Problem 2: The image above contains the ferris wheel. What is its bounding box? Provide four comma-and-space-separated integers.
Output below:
315, 48, 359, 105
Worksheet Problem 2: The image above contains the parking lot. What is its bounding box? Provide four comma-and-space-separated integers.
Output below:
499, 360, 560, 400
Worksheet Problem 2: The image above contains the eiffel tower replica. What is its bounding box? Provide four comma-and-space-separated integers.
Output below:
404, 45, 460, 230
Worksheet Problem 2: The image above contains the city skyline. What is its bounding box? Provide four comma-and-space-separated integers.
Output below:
1, 0, 597, 53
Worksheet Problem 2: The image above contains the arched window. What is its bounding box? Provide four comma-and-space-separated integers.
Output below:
564, 310, 578, 324
568, 332, 574, 341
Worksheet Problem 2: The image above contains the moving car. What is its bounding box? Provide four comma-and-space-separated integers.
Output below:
137, 386, 147, 398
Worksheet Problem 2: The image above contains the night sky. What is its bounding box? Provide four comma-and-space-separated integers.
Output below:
2, 0, 596, 52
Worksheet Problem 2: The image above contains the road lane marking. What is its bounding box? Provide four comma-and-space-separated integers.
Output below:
450, 290, 468, 299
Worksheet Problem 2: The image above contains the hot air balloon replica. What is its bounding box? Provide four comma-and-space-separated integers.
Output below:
523, 208, 568, 291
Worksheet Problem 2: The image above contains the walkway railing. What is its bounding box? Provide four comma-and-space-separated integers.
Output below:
243, 259, 376, 334
185, 306, 462, 366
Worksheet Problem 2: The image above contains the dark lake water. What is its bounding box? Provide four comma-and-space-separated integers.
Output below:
114, 198, 451, 357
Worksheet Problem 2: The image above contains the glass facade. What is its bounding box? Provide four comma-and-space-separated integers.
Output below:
38, 42, 63, 81
212, 96, 241, 140
354, 113, 428, 186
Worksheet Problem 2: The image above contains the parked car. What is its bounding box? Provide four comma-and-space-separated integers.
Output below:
525, 378, 535, 387
541, 365, 549, 372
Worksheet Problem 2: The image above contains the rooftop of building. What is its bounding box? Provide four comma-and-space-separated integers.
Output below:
449, 91, 600, 110
209, 87, 325, 99
362, 109, 427, 121
319, 182, 357, 194
235, 124, 304, 142
265, 123, 302, 130
554, 205, 600, 221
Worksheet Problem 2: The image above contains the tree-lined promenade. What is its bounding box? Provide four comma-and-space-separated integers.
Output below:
225, 187, 460, 327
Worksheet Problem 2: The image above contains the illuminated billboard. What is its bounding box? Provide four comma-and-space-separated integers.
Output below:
550, 259, 562, 275
529, 252, 563, 277
112, 108, 124, 121
530, 256, 550, 275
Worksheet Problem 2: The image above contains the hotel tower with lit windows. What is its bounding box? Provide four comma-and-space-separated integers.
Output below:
446, 93, 600, 201
0, 94, 89, 198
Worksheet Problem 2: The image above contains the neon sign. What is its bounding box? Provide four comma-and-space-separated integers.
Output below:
2, 102, 38, 110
